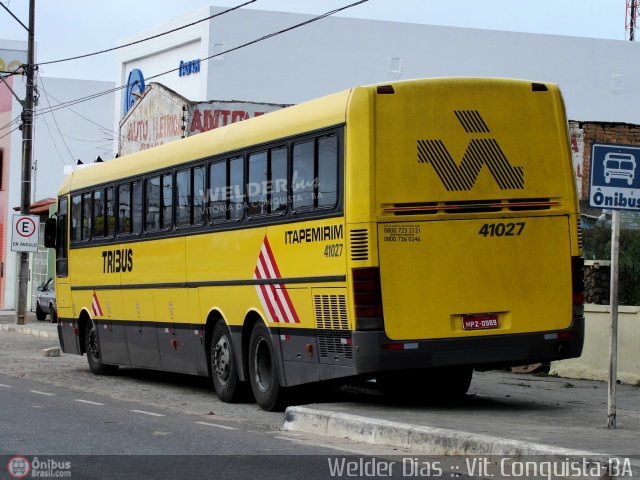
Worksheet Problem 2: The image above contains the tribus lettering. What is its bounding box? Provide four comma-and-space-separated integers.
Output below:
102, 249, 134, 273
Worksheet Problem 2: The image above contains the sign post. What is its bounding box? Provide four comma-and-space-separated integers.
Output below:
588, 143, 640, 429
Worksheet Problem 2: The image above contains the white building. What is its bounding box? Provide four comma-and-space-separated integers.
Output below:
115, 5, 640, 128
0, 40, 115, 310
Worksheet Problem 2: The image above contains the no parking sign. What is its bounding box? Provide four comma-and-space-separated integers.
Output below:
11, 215, 40, 252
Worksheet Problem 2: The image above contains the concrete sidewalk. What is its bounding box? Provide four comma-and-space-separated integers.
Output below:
0, 310, 57, 338
285, 371, 640, 463
2, 312, 638, 467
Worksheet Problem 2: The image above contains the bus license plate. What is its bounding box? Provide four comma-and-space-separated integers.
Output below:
462, 314, 499, 331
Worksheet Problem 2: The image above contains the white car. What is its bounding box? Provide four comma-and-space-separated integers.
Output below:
36, 278, 57, 323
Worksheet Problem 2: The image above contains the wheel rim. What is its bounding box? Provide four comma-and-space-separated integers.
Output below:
253, 337, 272, 393
213, 335, 231, 384
87, 326, 100, 361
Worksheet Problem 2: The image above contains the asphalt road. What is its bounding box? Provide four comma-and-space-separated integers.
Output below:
1, 373, 449, 479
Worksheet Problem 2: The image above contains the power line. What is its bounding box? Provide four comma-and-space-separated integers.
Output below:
37, 72, 76, 163
0, 125, 19, 141
35, 1, 257, 67
146, 0, 369, 82
34, 0, 370, 117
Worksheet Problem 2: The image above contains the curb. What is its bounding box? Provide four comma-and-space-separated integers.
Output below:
283, 406, 639, 473
0, 323, 56, 339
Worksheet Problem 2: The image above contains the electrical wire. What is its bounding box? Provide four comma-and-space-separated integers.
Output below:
35, 1, 257, 67
0, 124, 19, 141
34, 0, 369, 117
37, 72, 76, 163
146, 0, 370, 82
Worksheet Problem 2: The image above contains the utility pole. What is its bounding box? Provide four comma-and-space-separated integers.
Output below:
627, 0, 638, 40
16, 0, 36, 325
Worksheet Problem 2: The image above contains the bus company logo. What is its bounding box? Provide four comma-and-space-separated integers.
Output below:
254, 236, 300, 324
417, 110, 524, 191
7, 456, 30, 479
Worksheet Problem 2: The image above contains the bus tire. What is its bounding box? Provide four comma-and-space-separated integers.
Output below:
433, 366, 473, 398
210, 321, 242, 402
85, 320, 118, 375
248, 322, 284, 411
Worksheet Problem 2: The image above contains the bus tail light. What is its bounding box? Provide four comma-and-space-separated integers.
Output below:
571, 256, 585, 306
353, 267, 384, 330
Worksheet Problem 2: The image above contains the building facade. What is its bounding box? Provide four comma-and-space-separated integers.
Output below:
0, 40, 115, 310
115, 6, 640, 125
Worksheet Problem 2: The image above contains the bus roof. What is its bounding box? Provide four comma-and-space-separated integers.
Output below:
59, 87, 352, 194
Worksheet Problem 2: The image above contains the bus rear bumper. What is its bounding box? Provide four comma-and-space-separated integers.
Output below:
352, 316, 584, 374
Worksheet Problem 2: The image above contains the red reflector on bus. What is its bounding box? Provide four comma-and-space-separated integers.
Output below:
558, 331, 576, 340
383, 342, 418, 351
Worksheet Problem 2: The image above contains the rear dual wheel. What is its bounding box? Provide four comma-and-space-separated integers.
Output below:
248, 322, 285, 411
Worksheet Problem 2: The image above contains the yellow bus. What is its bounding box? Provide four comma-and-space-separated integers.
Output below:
45, 77, 584, 410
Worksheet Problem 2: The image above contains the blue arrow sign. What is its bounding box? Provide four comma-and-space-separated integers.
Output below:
589, 143, 640, 211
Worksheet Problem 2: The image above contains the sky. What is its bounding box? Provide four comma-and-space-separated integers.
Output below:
0, 0, 632, 82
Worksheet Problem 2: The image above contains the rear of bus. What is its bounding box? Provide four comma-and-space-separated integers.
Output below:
347, 78, 584, 387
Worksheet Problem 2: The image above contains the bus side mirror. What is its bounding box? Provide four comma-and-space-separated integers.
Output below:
44, 217, 57, 248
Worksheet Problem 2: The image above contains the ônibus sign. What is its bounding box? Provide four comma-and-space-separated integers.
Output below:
11, 215, 39, 253
589, 143, 640, 211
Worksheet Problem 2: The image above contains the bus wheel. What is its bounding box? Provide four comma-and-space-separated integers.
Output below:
85, 321, 118, 375
210, 321, 241, 402
248, 322, 284, 411
433, 366, 473, 398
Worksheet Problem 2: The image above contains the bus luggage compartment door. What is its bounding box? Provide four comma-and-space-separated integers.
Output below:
377, 216, 573, 341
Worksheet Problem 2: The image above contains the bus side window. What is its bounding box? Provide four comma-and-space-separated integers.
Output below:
118, 184, 131, 234
162, 173, 173, 229
132, 180, 142, 234
193, 166, 206, 225
176, 169, 191, 226
81, 192, 92, 240
270, 147, 288, 213
71, 194, 82, 242
146, 176, 161, 231
229, 156, 244, 221
292, 140, 314, 210
209, 161, 226, 222
106, 187, 115, 237
56, 196, 69, 277
317, 135, 338, 208
92, 189, 105, 237
248, 151, 268, 216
